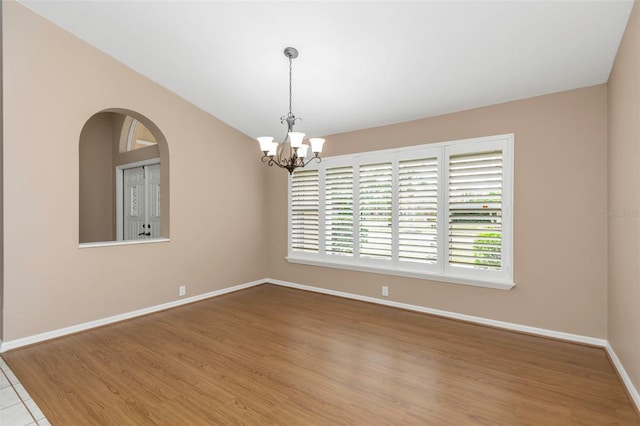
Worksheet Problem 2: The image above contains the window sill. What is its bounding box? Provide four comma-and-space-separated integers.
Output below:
285, 256, 515, 290
79, 238, 170, 249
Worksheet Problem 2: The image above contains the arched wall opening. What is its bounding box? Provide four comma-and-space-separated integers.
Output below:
79, 108, 170, 244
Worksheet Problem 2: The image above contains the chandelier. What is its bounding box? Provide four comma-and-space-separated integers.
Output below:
257, 47, 325, 174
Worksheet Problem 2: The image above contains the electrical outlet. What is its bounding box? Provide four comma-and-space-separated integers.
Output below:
179, 285, 186, 297
382, 285, 389, 297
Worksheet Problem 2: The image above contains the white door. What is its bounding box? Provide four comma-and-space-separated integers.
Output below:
145, 163, 161, 239
123, 163, 160, 240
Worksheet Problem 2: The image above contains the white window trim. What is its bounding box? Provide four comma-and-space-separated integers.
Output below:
287, 134, 515, 290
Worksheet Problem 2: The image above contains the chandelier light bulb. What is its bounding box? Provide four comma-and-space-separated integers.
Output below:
288, 132, 305, 148
267, 142, 278, 156
297, 144, 309, 158
309, 138, 326, 154
257, 136, 274, 153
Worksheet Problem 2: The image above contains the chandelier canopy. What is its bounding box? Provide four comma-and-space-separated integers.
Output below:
257, 47, 325, 174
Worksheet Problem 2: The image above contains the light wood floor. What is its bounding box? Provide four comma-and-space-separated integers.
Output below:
2, 284, 639, 425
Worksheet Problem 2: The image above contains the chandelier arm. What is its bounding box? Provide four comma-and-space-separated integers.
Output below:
261, 152, 318, 173
261, 155, 276, 167
264, 156, 286, 169
302, 155, 322, 168
271, 143, 298, 168
262, 152, 286, 167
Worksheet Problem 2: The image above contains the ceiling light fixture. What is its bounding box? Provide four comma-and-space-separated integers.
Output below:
257, 47, 325, 174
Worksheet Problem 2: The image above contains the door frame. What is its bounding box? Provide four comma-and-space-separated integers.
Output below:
116, 158, 161, 241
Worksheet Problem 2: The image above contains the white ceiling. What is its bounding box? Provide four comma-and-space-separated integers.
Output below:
19, 1, 634, 141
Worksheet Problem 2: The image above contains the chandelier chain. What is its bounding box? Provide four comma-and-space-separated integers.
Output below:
288, 56, 293, 116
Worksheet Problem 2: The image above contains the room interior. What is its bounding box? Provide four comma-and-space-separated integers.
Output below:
1, 0, 639, 423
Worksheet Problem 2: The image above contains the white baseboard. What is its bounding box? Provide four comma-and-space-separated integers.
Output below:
265, 278, 607, 347
0, 279, 264, 352
605, 342, 640, 412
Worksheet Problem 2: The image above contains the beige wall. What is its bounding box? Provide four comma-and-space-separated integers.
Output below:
2, 2, 268, 340
268, 85, 609, 338
79, 113, 115, 243
608, 0, 640, 398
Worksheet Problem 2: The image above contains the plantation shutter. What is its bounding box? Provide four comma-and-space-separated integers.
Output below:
325, 166, 354, 256
287, 135, 513, 288
290, 169, 319, 253
359, 162, 393, 259
448, 150, 503, 270
398, 157, 438, 264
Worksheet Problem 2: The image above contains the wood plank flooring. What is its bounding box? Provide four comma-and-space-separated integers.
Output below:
2, 284, 638, 425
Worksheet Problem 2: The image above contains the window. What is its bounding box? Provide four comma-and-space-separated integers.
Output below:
121, 118, 158, 152
287, 134, 514, 289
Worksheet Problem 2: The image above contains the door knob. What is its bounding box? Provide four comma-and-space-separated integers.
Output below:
138, 224, 151, 236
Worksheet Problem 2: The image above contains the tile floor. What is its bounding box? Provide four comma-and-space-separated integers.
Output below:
0, 356, 50, 426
